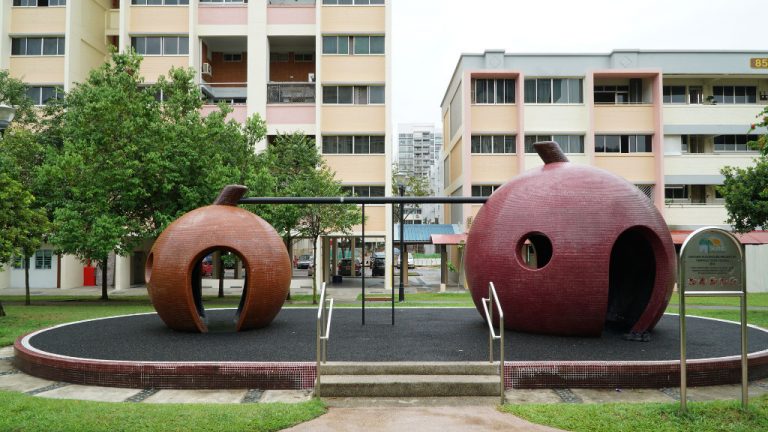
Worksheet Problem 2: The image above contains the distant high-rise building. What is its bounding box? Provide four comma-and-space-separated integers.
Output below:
398, 124, 443, 178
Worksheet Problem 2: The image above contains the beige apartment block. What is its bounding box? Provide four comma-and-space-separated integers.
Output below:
0, 0, 392, 291
441, 50, 768, 291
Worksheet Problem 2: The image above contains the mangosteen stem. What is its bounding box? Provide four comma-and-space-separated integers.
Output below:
534, 141, 570, 164
213, 185, 248, 206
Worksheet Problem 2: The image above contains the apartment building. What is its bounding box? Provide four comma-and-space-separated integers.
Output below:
440, 50, 768, 290
397, 123, 443, 224
0, 0, 392, 290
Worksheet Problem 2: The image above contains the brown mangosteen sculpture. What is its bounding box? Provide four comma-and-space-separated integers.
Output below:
146, 185, 291, 333
465, 142, 676, 337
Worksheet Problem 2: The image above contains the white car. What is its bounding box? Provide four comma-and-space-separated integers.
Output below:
395, 253, 415, 269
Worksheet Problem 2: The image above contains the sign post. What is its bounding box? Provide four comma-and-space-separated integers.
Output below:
679, 227, 748, 412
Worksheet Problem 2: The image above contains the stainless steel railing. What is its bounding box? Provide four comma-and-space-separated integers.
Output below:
315, 282, 334, 397
267, 82, 316, 104
482, 282, 505, 404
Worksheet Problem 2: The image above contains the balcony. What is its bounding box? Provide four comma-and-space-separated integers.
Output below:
664, 204, 728, 228
268, 0, 316, 26
267, 82, 315, 104
200, 82, 247, 105
199, 1, 248, 26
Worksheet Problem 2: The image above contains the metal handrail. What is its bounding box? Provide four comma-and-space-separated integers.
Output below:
315, 282, 334, 397
482, 282, 505, 404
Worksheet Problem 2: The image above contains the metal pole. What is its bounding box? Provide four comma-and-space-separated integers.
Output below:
391, 203, 395, 326
399, 184, 405, 302
680, 280, 687, 412
362, 204, 366, 326
741, 291, 749, 410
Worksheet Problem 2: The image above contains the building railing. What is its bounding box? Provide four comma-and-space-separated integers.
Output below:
315, 282, 334, 397
483, 281, 505, 404
267, 82, 315, 104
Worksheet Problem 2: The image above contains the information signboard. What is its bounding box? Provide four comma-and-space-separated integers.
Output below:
678, 227, 747, 412
680, 229, 743, 293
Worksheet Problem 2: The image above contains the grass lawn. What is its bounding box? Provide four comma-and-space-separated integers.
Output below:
668, 293, 768, 308
0, 391, 325, 432
503, 394, 768, 432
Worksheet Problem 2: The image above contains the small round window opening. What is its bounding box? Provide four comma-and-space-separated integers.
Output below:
518, 233, 553, 270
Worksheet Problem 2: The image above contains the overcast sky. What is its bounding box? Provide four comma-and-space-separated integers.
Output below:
392, 0, 767, 132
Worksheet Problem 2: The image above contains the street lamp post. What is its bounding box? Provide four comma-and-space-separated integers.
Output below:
394, 172, 406, 302
0, 103, 15, 318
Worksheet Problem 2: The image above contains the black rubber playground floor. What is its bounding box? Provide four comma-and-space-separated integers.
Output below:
28, 308, 768, 363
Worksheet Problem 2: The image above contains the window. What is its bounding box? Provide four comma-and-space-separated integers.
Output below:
13, 0, 67, 5
323, 36, 384, 55
594, 85, 630, 104
131, 36, 189, 55
714, 135, 759, 152
595, 135, 652, 153
713, 86, 757, 104
472, 79, 515, 104
35, 250, 52, 270
200, 0, 246, 3
665, 185, 689, 201
688, 86, 703, 104
471, 185, 500, 197
12, 257, 24, 270
524, 135, 584, 153
663, 86, 686, 104
132, 0, 189, 4
323, 86, 384, 104
323, 136, 385, 154
11, 37, 65, 56
341, 186, 386, 197
470, 135, 515, 154
294, 53, 314, 62
323, 0, 385, 4
26, 86, 63, 105
223, 53, 242, 62
524, 78, 583, 104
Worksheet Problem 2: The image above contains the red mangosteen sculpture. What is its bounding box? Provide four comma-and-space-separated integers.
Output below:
465, 142, 676, 338
146, 185, 291, 333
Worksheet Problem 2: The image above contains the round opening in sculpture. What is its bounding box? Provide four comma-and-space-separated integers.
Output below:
517, 233, 553, 270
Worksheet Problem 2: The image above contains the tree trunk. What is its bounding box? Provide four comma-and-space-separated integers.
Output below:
311, 239, 318, 305
100, 259, 109, 301
24, 255, 30, 306
0, 300, 5, 317
218, 254, 225, 298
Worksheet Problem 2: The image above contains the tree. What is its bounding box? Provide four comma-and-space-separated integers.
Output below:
257, 133, 323, 263
0, 171, 49, 311
298, 167, 362, 304
0, 71, 54, 307
391, 164, 431, 223
720, 106, 768, 233
43, 49, 265, 300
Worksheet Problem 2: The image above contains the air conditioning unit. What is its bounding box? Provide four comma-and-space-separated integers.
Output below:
201, 63, 213, 76
308, 73, 315, 82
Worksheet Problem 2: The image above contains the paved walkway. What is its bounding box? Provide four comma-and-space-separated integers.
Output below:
3, 346, 768, 407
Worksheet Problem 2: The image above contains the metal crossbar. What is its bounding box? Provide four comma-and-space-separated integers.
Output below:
315, 282, 334, 397
482, 282, 505, 404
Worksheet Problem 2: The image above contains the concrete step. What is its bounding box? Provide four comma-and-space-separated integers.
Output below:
317, 374, 501, 397
319, 362, 499, 376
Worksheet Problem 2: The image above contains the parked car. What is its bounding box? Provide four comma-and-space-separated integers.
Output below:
338, 258, 362, 276
201, 259, 213, 277
297, 254, 313, 269
371, 253, 386, 277
395, 253, 415, 269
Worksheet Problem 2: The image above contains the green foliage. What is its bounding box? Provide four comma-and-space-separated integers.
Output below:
391, 164, 431, 223
41, 50, 266, 299
720, 106, 768, 233
503, 396, 768, 432
0, 391, 326, 432
0, 69, 37, 126
720, 158, 768, 233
